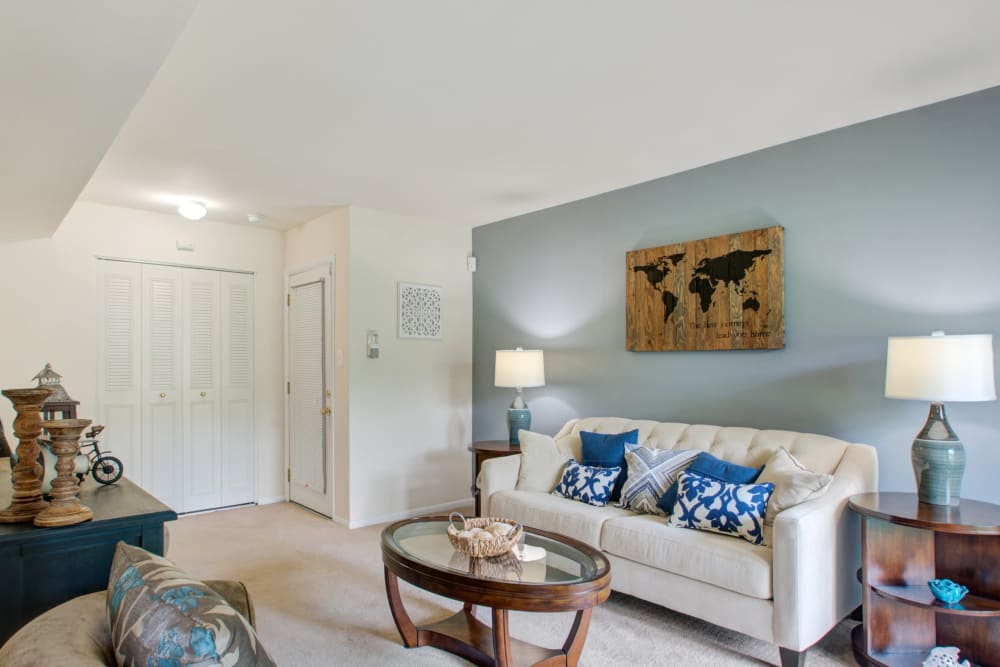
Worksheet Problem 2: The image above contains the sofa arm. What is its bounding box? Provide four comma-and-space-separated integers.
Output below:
771, 443, 878, 651
477, 454, 521, 517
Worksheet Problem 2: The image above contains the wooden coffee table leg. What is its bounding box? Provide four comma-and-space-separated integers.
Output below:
492, 608, 513, 666
384, 566, 418, 647
562, 608, 593, 667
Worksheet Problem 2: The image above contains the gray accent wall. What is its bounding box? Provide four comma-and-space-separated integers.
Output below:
472, 85, 1000, 503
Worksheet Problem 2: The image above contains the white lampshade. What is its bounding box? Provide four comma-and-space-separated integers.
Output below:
494, 348, 545, 388
885, 333, 996, 402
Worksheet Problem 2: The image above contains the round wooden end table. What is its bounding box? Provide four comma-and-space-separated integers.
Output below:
381, 517, 611, 667
849, 492, 1000, 667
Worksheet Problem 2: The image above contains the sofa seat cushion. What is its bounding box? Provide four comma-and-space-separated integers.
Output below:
490, 489, 633, 549
601, 513, 774, 599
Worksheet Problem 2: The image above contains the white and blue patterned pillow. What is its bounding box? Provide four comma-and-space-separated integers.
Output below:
668, 470, 774, 545
619, 447, 699, 515
553, 460, 622, 507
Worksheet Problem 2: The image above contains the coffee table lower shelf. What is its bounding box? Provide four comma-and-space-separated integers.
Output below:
385, 568, 592, 667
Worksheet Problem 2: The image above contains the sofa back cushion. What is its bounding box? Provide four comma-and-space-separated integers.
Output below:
554, 418, 850, 477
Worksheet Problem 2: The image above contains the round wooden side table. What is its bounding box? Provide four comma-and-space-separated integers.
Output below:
849, 492, 1000, 666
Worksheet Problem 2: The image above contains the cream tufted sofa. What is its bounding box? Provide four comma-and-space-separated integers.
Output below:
478, 418, 878, 667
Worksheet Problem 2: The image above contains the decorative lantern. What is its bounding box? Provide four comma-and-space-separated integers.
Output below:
32, 363, 79, 420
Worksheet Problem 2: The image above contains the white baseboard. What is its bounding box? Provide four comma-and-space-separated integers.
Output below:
257, 495, 287, 506
346, 498, 472, 529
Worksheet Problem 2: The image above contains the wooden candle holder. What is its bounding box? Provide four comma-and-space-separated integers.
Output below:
35, 418, 93, 528
0, 387, 54, 523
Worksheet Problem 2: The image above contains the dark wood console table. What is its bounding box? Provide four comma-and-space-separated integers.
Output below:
469, 440, 519, 516
849, 492, 1000, 666
0, 461, 176, 644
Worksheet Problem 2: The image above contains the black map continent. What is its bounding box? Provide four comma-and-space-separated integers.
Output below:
688, 249, 771, 313
632, 253, 685, 322
635, 248, 772, 322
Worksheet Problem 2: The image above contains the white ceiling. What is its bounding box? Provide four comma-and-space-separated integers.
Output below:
7, 1, 1000, 234
0, 1, 197, 239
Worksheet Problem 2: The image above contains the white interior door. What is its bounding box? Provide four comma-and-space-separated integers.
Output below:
141, 264, 184, 511
97, 261, 142, 481
182, 269, 222, 512
287, 265, 333, 516
220, 272, 255, 506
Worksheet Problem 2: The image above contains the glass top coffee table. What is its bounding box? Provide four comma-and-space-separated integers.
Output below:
381, 516, 611, 667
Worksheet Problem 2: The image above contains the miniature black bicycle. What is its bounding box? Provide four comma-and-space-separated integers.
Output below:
77, 425, 124, 485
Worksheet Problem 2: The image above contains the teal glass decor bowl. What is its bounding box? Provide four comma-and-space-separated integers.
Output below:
928, 578, 968, 605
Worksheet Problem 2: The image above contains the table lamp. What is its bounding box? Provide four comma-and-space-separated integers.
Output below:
494, 348, 545, 446
885, 331, 996, 506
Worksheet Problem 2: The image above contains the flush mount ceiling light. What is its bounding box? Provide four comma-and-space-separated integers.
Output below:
177, 200, 207, 220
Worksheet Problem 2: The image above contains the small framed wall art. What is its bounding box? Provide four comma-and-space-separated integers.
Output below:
398, 282, 443, 339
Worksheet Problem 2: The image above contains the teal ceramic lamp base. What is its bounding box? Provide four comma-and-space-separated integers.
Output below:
912, 402, 964, 506
507, 409, 531, 446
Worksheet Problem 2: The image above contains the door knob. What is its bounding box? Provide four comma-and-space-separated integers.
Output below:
160, 393, 166, 399
200, 391, 206, 397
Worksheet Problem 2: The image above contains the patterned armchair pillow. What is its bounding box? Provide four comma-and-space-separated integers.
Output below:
553, 460, 622, 507
619, 447, 699, 515
668, 470, 774, 545
107, 542, 276, 667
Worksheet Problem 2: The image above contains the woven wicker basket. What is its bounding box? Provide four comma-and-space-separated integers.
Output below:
447, 548, 523, 580
447, 512, 522, 558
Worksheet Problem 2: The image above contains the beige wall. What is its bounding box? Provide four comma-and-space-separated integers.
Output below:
284, 206, 473, 527
347, 206, 472, 526
283, 207, 351, 520
0, 200, 471, 526
0, 201, 287, 502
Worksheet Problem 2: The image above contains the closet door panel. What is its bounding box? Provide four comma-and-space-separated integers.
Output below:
141, 265, 184, 511
221, 272, 255, 506
97, 261, 142, 483
182, 269, 222, 513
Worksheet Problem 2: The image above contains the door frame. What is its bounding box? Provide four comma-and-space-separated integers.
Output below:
283, 258, 336, 517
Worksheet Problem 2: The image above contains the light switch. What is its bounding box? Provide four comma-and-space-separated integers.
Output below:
366, 331, 380, 359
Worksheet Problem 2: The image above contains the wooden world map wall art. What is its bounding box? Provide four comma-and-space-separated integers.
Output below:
626, 226, 784, 351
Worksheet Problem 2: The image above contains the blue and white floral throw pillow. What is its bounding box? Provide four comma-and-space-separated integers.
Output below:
553, 460, 622, 507
668, 470, 774, 545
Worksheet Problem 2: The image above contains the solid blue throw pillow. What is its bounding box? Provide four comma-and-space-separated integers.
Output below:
656, 451, 763, 514
580, 429, 640, 502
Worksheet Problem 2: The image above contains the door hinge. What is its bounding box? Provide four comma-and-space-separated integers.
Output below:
287, 294, 291, 306
287, 381, 291, 395
287, 468, 291, 483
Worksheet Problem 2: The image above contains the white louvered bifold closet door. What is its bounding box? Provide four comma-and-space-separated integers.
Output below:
289, 280, 327, 496
98, 260, 255, 514
220, 272, 255, 507
141, 265, 184, 511
182, 269, 222, 513
97, 261, 142, 479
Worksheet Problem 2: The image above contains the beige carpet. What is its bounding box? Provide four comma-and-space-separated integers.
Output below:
166, 502, 857, 666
